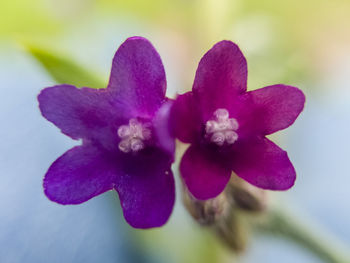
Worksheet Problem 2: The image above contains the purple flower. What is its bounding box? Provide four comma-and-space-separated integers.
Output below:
173, 40, 305, 200
38, 37, 175, 228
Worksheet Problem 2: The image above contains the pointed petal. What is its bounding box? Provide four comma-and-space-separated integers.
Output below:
44, 145, 118, 204
180, 145, 231, 200
115, 149, 175, 228
193, 40, 247, 120
230, 138, 296, 190
107, 37, 167, 117
171, 92, 201, 143
234, 85, 305, 137
38, 85, 128, 151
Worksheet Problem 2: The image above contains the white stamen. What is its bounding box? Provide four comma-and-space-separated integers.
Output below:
117, 118, 151, 153
118, 139, 131, 153
211, 132, 225, 146
130, 138, 144, 152
225, 130, 238, 144
117, 126, 130, 139
228, 118, 239, 130
214, 108, 229, 121
205, 108, 239, 146
205, 120, 218, 134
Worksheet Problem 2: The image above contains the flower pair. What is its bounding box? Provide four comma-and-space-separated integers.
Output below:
38, 37, 305, 229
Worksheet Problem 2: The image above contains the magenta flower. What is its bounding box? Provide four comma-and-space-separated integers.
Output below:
173, 41, 305, 200
38, 37, 175, 228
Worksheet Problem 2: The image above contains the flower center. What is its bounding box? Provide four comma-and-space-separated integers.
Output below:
205, 108, 239, 146
117, 119, 152, 153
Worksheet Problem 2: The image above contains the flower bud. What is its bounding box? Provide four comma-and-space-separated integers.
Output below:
228, 175, 268, 212
182, 185, 230, 225
214, 210, 250, 252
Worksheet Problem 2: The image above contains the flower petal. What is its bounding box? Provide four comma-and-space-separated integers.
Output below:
235, 85, 305, 137
193, 40, 247, 120
230, 138, 296, 190
107, 37, 167, 117
44, 145, 118, 204
171, 92, 201, 143
115, 149, 175, 228
152, 100, 175, 158
38, 85, 128, 151
180, 145, 231, 200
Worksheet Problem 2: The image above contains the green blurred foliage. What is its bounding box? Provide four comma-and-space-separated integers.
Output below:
26, 44, 105, 89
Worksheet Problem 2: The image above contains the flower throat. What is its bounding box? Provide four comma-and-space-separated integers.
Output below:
118, 119, 152, 153
205, 108, 239, 146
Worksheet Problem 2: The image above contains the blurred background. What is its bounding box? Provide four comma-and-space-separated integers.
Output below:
1, 0, 350, 262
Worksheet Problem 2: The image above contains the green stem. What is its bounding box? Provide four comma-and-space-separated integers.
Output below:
255, 206, 350, 263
